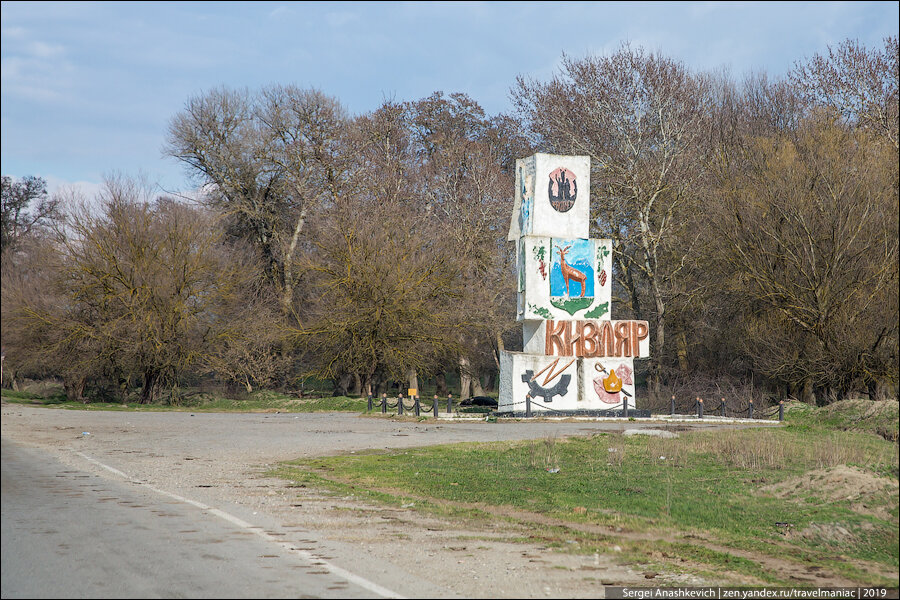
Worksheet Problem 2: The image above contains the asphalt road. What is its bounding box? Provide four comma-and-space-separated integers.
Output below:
1, 439, 401, 599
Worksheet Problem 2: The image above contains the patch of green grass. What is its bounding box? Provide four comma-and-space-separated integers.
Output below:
457, 406, 494, 414
179, 391, 370, 413
1, 387, 371, 413
1, 390, 135, 410
0, 389, 45, 400
273, 420, 898, 586
784, 399, 899, 443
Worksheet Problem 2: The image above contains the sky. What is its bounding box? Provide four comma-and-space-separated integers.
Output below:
2, 1, 898, 198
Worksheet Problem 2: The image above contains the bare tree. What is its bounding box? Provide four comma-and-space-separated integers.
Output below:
199, 241, 289, 393
165, 86, 348, 314
707, 114, 898, 402
792, 36, 899, 149
1, 234, 94, 396
406, 92, 521, 396
2, 177, 282, 403
294, 102, 465, 395
1, 175, 59, 257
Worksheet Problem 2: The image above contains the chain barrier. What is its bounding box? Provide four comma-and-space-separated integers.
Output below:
506, 395, 636, 417
504, 397, 529, 407
524, 398, 569, 415
365, 393, 785, 421
668, 396, 784, 421
367, 394, 451, 416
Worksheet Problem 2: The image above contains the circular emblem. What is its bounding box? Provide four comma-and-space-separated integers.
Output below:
548, 167, 577, 212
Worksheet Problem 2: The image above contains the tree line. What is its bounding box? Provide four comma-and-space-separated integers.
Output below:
2, 38, 896, 406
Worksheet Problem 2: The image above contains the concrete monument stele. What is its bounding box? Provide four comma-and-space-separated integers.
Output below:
499, 153, 650, 415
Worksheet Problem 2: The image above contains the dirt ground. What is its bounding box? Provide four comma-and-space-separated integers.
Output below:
2, 403, 768, 598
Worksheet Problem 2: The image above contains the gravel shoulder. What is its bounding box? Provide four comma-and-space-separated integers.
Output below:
2, 403, 748, 597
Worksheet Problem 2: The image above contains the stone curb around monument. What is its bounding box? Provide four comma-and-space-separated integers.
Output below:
433, 415, 783, 424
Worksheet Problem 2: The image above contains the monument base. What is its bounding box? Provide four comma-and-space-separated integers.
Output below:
499, 350, 638, 414
496, 408, 651, 418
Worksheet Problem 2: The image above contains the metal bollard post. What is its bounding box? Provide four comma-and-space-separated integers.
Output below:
367, 394, 373, 411
778, 400, 784, 422
623, 395, 629, 418
749, 399, 754, 419
381, 393, 387, 414
670, 395, 676, 416
398, 394, 404, 415
447, 393, 453, 414
414, 396, 420, 416
525, 394, 532, 418
721, 397, 726, 418
433, 394, 439, 418
697, 397, 703, 419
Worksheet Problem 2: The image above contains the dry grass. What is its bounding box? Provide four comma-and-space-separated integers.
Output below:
643, 428, 898, 474
527, 434, 560, 470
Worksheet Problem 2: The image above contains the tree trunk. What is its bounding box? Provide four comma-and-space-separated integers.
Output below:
485, 371, 496, 392
64, 377, 86, 403
434, 372, 448, 396
117, 377, 130, 403
280, 208, 307, 315
459, 356, 472, 400
492, 332, 505, 370
801, 379, 815, 404
472, 376, 485, 397
406, 368, 419, 395
676, 331, 689, 373
651, 283, 665, 396
140, 370, 160, 405
370, 371, 385, 396
351, 373, 362, 396
614, 253, 642, 317
333, 373, 352, 397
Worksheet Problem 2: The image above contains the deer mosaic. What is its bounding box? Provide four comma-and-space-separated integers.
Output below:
555, 244, 587, 298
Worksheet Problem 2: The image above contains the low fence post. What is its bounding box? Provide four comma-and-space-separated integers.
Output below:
447, 393, 453, 414
778, 400, 784, 422
525, 394, 532, 418
367, 394, 373, 411
398, 394, 404, 415
670, 395, 676, 416
721, 397, 726, 418
433, 394, 439, 418
381, 393, 387, 414
697, 397, 704, 419
748, 399, 754, 419
414, 395, 420, 416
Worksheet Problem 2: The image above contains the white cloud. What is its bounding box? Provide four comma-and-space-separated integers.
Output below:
1, 26, 74, 105
325, 10, 359, 28
688, 1, 723, 19
42, 175, 104, 201
1, 26, 27, 40
26, 40, 65, 59
268, 5, 295, 19
0, 62, 70, 103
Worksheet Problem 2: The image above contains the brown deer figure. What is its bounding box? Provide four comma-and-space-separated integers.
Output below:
555, 244, 587, 297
